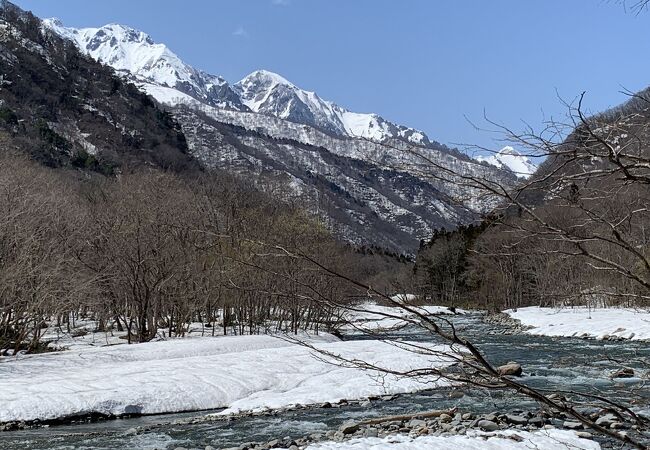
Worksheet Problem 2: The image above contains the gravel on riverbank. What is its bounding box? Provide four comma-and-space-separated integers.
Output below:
215, 407, 606, 450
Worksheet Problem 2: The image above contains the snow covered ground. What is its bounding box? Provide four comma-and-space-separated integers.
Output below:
342, 299, 463, 332
505, 306, 650, 340
37, 319, 233, 352
0, 334, 453, 423
280, 429, 599, 450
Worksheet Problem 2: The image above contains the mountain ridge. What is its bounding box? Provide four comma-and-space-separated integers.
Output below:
0, 3, 194, 172
27, 12, 533, 252
43, 19, 464, 151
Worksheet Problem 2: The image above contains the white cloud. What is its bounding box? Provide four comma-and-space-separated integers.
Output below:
232, 26, 249, 38
271, 0, 291, 5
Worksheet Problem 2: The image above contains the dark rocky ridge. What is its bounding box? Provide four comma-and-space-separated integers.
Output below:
0, 0, 195, 173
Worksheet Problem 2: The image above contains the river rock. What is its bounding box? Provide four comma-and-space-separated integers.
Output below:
477, 420, 499, 431
497, 363, 523, 376
484, 413, 498, 422
363, 427, 379, 438
595, 414, 617, 427
447, 390, 464, 399
408, 419, 427, 428
563, 421, 583, 430
505, 414, 528, 425
339, 421, 359, 434
611, 368, 635, 378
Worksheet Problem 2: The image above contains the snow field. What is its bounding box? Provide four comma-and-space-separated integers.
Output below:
343, 300, 463, 332
505, 306, 650, 341
0, 334, 452, 423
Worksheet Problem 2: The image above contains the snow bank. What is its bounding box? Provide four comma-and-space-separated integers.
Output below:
283, 429, 599, 449
0, 334, 452, 423
343, 301, 463, 332
505, 306, 650, 341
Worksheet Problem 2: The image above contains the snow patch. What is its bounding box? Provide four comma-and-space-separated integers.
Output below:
505, 306, 650, 341
283, 429, 600, 449
343, 301, 464, 332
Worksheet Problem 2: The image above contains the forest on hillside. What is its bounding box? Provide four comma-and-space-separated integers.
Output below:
415, 92, 650, 312
0, 152, 419, 354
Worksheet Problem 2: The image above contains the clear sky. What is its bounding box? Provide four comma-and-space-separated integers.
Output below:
11, 0, 650, 153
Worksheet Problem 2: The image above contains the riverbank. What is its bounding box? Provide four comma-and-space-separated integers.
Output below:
502, 307, 650, 341
0, 332, 453, 426
218, 407, 603, 450
272, 429, 600, 450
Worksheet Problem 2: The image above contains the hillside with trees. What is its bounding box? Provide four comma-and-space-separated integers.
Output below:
413, 91, 650, 312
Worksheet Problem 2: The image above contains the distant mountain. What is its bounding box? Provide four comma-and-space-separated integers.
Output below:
233, 69, 434, 146
42, 19, 247, 112
39, 15, 523, 253
44, 19, 441, 147
476, 146, 538, 179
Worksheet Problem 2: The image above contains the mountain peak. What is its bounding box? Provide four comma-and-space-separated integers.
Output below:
45, 17, 64, 27
498, 145, 519, 156
43, 19, 247, 110
100, 23, 154, 44
476, 146, 537, 178
243, 69, 295, 88
47, 19, 436, 147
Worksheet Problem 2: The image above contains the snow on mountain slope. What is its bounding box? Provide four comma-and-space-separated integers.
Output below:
175, 106, 479, 252
234, 69, 433, 145
476, 146, 537, 178
42, 18, 246, 111
41, 17, 520, 252
43, 19, 435, 147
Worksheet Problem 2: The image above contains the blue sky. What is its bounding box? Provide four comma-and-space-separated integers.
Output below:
12, 0, 650, 153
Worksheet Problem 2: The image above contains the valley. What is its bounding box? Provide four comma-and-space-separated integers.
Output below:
0, 1, 649, 449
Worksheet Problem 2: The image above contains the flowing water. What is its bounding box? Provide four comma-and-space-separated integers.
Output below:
1, 314, 648, 449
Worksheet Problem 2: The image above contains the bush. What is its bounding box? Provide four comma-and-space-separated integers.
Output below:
0, 107, 18, 126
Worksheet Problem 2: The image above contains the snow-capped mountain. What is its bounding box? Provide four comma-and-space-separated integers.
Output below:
43, 19, 434, 146
41, 17, 522, 252
234, 70, 432, 145
42, 19, 246, 111
476, 146, 537, 179
0, 4, 195, 175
